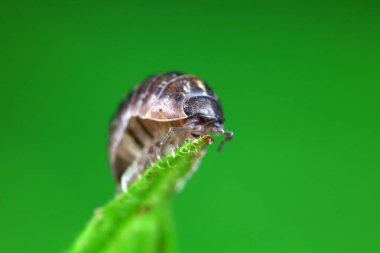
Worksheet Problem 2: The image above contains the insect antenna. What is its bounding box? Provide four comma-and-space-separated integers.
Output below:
212, 127, 233, 153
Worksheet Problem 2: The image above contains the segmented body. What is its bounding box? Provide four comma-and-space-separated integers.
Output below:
109, 72, 231, 191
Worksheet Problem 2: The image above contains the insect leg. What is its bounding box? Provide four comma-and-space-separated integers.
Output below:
157, 125, 203, 157
120, 160, 139, 192
160, 127, 189, 147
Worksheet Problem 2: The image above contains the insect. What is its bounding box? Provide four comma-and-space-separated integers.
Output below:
109, 71, 233, 191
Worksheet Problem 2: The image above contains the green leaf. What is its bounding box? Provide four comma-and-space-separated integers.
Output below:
68, 136, 212, 253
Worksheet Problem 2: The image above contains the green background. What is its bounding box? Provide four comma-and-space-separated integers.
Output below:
1, 1, 379, 252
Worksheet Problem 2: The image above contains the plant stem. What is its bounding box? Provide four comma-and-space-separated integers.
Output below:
68, 136, 211, 253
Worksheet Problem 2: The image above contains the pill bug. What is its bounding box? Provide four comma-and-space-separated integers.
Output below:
109, 71, 233, 191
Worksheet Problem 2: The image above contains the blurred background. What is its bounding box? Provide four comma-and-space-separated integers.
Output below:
1, 0, 379, 252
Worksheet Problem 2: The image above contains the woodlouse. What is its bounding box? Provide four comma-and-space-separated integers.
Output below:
109, 71, 233, 191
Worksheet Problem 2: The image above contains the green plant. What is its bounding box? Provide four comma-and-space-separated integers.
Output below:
69, 136, 212, 253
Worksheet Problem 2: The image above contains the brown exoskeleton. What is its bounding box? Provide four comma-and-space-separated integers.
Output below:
109, 72, 233, 191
